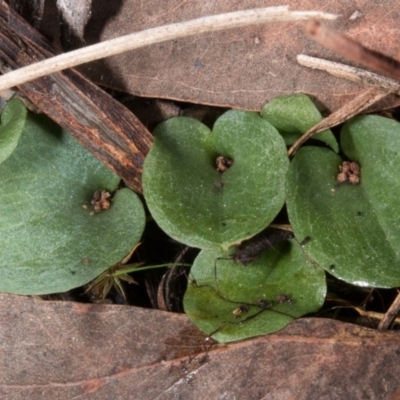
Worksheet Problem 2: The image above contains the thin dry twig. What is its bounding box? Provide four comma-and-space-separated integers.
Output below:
0, 6, 337, 91
353, 306, 400, 325
288, 87, 387, 156
297, 55, 400, 95
378, 290, 400, 330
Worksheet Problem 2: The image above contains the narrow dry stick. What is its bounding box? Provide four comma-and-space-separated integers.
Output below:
297, 55, 400, 95
0, 7, 337, 91
378, 290, 400, 330
306, 20, 400, 81
354, 306, 400, 325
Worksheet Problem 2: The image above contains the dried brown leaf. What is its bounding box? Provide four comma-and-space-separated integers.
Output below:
1, 294, 400, 399
80, 0, 400, 112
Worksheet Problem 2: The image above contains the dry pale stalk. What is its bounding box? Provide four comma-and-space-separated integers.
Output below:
297, 55, 400, 95
287, 87, 387, 156
0, 6, 337, 91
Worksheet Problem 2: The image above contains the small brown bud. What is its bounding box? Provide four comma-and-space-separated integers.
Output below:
340, 162, 351, 174
350, 163, 360, 174
349, 174, 360, 184
337, 172, 347, 183
91, 190, 112, 212
215, 156, 233, 172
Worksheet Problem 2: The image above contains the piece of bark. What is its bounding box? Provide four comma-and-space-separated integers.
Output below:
0, 1, 152, 193
7, 0, 62, 49
1, 293, 400, 399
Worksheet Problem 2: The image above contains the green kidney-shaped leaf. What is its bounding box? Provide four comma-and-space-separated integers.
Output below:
261, 94, 338, 152
183, 241, 326, 343
0, 98, 27, 164
0, 114, 145, 295
143, 110, 288, 250
287, 115, 400, 287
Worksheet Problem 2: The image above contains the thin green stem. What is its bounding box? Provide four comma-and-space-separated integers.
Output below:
111, 263, 192, 277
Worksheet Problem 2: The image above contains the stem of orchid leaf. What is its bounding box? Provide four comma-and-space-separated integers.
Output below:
111, 263, 192, 277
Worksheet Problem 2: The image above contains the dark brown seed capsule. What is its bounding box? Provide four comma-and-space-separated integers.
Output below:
215, 156, 234, 172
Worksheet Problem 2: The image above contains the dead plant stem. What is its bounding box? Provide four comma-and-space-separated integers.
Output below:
0, 6, 337, 91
